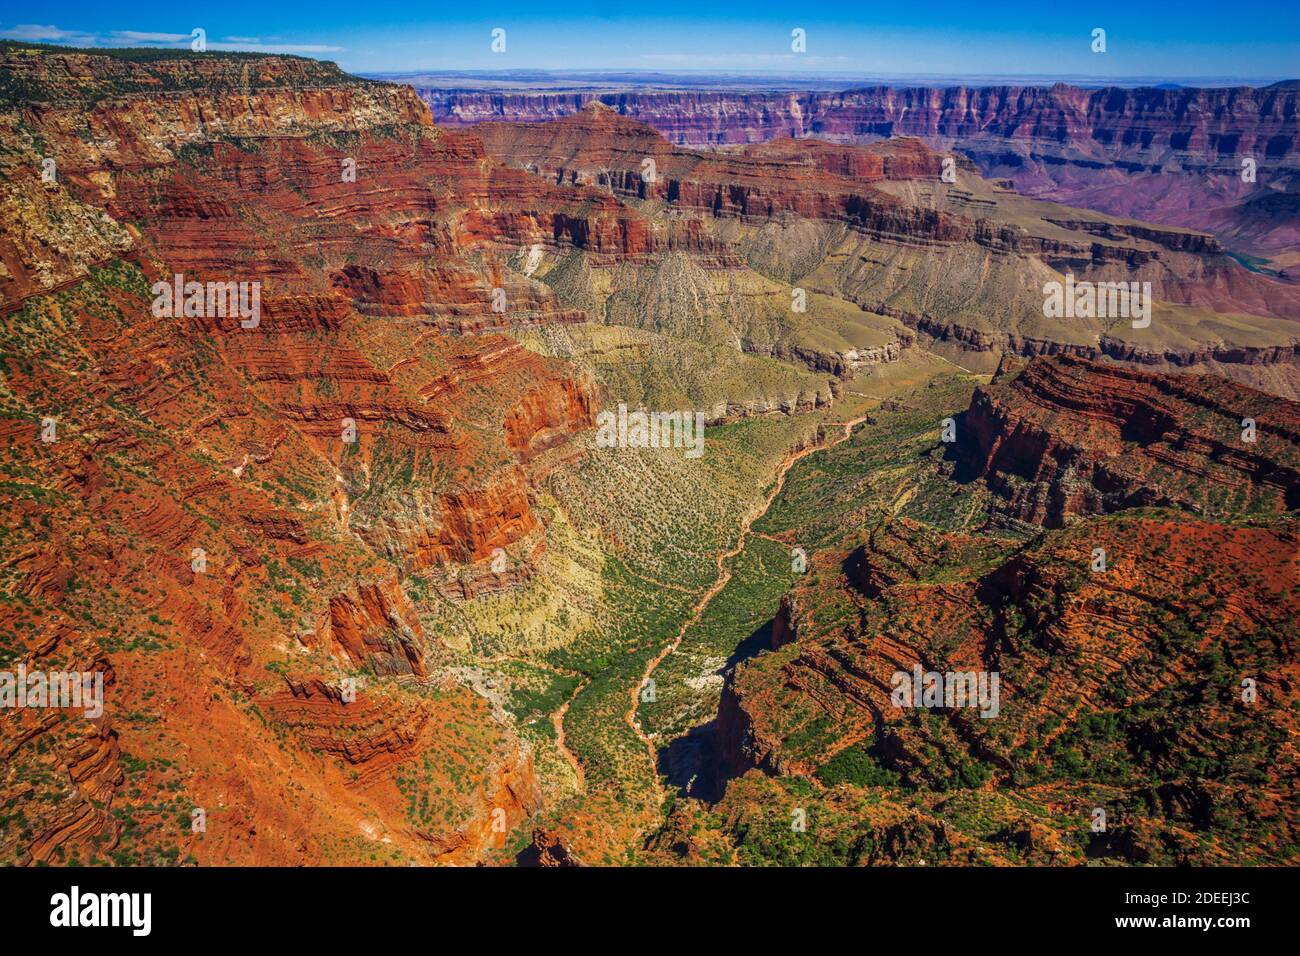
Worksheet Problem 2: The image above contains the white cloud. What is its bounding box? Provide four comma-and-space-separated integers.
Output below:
0, 24, 341, 55
0, 24, 95, 43
109, 31, 189, 43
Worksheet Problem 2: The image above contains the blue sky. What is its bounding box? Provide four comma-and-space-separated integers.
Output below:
3, 2, 1298, 80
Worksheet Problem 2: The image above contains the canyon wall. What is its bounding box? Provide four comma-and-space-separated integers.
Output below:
422, 84, 1300, 167
419, 82, 1300, 264
0, 47, 598, 867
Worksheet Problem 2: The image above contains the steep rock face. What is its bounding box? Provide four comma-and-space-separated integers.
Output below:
715, 668, 782, 782
321, 575, 427, 677
0, 48, 596, 866
430, 467, 539, 563
960, 355, 1300, 526
422, 744, 542, 864
505, 377, 597, 461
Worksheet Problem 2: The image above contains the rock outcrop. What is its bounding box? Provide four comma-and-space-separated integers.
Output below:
960, 355, 1300, 526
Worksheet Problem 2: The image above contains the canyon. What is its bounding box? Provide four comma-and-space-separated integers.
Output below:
1, 44, 1297, 867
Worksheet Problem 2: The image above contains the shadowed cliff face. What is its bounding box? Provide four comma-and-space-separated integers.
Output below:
419, 82, 1300, 271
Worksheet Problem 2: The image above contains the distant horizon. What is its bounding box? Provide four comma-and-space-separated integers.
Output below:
3, 2, 1298, 78
364, 68, 1299, 90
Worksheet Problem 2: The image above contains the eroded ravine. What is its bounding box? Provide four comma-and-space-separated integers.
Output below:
487, 655, 589, 794
552, 675, 591, 793
624, 414, 872, 806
